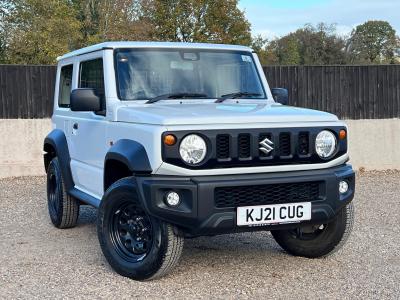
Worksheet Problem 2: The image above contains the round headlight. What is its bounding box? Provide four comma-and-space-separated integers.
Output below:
179, 134, 207, 165
315, 130, 337, 158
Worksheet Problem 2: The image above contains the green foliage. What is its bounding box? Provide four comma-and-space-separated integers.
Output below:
140, 0, 251, 45
0, 0, 399, 67
71, 0, 152, 46
3, 0, 82, 64
0, 0, 251, 64
260, 23, 348, 65
348, 20, 398, 63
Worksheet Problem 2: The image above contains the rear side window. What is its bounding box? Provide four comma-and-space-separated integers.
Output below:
58, 65, 73, 108
79, 58, 105, 112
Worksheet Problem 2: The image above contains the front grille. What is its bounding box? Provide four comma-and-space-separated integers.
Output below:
215, 130, 312, 162
215, 182, 321, 208
162, 126, 347, 169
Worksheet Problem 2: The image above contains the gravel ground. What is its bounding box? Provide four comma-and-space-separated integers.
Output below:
0, 172, 399, 299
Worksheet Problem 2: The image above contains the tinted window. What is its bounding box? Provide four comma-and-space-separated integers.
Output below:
79, 58, 105, 111
58, 65, 73, 107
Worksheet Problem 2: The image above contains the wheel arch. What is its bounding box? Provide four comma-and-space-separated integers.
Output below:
43, 129, 74, 191
104, 139, 152, 191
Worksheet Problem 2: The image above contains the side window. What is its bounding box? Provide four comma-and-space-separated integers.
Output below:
79, 58, 105, 112
58, 65, 73, 108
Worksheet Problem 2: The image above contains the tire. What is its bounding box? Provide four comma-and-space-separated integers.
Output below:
97, 177, 184, 280
46, 157, 79, 228
271, 202, 354, 258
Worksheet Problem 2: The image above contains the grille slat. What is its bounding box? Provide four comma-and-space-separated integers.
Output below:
215, 182, 321, 208
298, 132, 310, 155
216, 134, 230, 159
238, 134, 251, 158
279, 133, 291, 157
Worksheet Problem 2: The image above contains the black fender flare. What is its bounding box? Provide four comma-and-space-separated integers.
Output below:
43, 129, 74, 192
105, 139, 152, 174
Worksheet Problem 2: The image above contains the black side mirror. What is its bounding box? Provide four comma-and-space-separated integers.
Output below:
70, 88, 101, 112
271, 88, 289, 105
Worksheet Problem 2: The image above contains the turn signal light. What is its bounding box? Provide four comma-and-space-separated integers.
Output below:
164, 134, 177, 146
339, 130, 346, 140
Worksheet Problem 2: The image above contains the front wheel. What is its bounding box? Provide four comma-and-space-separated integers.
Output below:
271, 202, 354, 258
97, 177, 184, 280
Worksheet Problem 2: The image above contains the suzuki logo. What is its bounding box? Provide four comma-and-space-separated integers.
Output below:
259, 137, 274, 154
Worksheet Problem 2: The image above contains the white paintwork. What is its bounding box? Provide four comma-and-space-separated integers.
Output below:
57, 42, 253, 61
155, 153, 349, 176
115, 102, 339, 126
49, 42, 350, 200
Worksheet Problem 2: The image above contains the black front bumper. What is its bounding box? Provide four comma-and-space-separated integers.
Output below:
136, 164, 355, 237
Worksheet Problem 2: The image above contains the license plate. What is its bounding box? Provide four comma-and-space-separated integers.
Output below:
237, 202, 312, 226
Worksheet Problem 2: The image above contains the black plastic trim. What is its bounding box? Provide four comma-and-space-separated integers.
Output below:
43, 129, 74, 191
105, 139, 152, 173
134, 164, 355, 237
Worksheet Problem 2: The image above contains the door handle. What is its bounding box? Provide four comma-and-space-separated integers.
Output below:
73, 123, 78, 130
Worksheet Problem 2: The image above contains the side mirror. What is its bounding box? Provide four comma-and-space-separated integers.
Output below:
70, 88, 101, 112
271, 88, 288, 105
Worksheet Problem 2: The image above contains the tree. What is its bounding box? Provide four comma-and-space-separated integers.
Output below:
3, 0, 82, 64
72, 0, 152, 46
272, 34, 301, 65
139, 0, 252, 45
261, 23, 348, 65
348, 20, 398, 63
297, 23, 347, 65
0, 0, 12, 62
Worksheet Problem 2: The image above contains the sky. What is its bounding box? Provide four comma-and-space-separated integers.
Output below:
239, 0, 400, 39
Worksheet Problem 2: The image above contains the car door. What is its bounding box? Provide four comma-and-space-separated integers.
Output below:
68, 54, 109, 198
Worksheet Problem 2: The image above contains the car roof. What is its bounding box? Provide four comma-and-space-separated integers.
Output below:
57, 41, 254, 61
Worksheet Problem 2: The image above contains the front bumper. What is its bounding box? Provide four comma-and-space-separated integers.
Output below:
136, 164, 355, 237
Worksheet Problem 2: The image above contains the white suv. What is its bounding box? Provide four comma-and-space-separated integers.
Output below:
44, 42, 355, 280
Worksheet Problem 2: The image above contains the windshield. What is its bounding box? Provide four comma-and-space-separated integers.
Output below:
114, 49, 266, 101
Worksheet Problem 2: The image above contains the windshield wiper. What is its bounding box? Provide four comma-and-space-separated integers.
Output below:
215, 92, 262, 103
146, 93, 209, 104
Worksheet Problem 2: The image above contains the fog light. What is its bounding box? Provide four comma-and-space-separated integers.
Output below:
165, 191, 180, 206
339, 180, 349, 194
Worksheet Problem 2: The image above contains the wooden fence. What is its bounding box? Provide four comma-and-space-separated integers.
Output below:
264, 65, 400, 120
0, 65, 56, 119
0, 64, 399, 119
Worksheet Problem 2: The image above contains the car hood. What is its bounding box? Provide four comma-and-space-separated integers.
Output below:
115, 102, 339, 126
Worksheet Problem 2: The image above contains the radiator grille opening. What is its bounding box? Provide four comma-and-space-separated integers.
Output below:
298, 132, 310, 155
216, 134, 230, 159
215, 182, 321, 208
238, 134, 251, 158
279, 133, 291, 156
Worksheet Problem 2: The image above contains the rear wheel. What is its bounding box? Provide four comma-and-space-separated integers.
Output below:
97, 177, 184, 280
46, 157, 79, 228
271, 202, 354, 258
